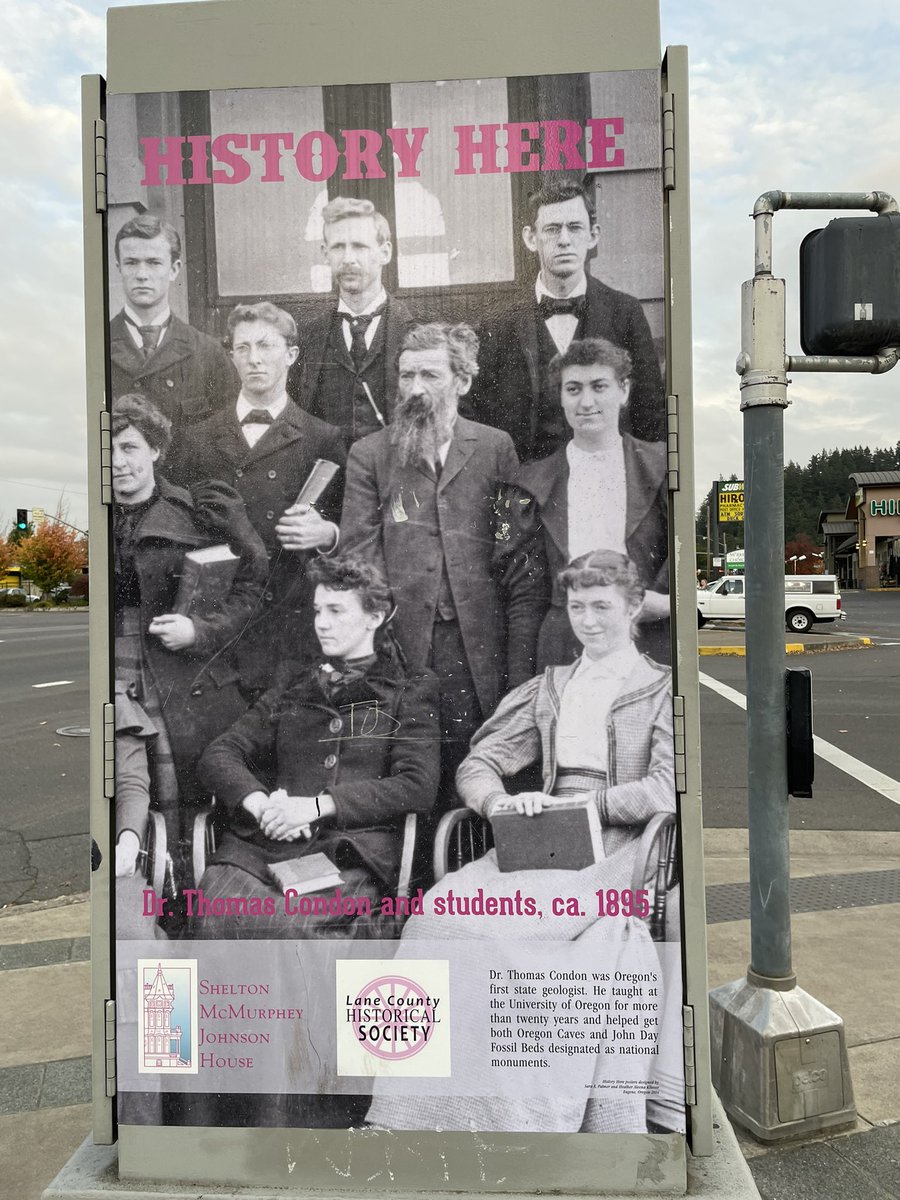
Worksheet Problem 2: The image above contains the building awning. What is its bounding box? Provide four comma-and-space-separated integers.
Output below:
834, 535, 857, 555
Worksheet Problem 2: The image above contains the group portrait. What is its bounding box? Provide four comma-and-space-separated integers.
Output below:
105, 67, 682, 1137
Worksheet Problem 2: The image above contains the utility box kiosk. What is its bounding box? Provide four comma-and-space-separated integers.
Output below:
80, 0, 710, 1194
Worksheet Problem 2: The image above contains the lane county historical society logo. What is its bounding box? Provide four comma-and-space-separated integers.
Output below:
137, 959, 199, 1075
336, 959, 451, 1077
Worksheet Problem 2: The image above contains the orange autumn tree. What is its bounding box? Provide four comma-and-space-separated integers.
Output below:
0, 534, 15, 580
16, 520, 86, 596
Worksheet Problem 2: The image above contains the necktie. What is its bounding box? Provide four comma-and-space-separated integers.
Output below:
240, 408, 274, 425
124, 314, 167, 359
538, 295, 586, 320
341, 306, 385, 371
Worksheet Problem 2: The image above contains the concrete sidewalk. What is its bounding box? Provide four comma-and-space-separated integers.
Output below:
4, 830, 899, 1198
698, 624, 872, 657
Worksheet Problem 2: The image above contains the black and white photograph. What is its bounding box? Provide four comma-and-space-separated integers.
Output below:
107, 68, 683, 1138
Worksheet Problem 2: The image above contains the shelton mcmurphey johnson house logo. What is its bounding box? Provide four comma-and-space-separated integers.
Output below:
336, 959, 451, 1077
138, 959, 199, 1074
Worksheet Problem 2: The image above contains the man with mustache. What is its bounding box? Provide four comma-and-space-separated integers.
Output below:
341, 322, 546, 797
291, 196, 414, 448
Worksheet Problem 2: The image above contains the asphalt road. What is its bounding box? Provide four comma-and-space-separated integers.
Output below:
2, 592, 900, 906
0, 611, 90, 906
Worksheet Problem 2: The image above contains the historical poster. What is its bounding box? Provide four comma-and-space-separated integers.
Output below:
107, 68, 683, 1136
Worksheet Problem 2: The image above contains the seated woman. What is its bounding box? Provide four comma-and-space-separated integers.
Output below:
366, 550, 681, 1135
192, 555, 441, 939
112, 393, 267, 932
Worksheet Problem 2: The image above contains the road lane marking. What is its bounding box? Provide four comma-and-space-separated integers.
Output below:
32, 680, 74, 689
699, 671, 900, 809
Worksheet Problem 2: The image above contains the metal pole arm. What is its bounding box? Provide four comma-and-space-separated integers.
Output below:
753, 189, 899, 275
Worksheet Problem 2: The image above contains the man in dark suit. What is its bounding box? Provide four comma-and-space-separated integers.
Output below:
341, 322, 544, 793
510, 337, 670, 667
471, 179, 665, 461
109, 214, 236, 434
291, 197, 413, 448
169, 302, 346, 694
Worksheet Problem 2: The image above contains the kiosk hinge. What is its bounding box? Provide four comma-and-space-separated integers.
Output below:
103, 702, 115, 799
104, 1000, 117, 1097
672, 695, 687, 795
662, 93, 675, 191
666, 394, 680, 491
100, 410, 112, 505
94, 119, 107, 213
682, 1004, 697, 1105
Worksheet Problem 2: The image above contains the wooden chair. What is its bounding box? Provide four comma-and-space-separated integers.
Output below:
432, 807, 678, 942
191, 806, 420, 898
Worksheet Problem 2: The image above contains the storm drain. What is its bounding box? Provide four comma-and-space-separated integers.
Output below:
706, 868, 900, 924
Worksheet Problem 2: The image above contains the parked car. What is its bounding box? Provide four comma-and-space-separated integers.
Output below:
697, 575, 844, 634
0, 587, 39, 604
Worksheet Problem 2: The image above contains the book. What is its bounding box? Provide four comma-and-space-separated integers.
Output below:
268, 852, 343, 896
489, 797, 604, 872
294, 459, 340, 508
172, 544, 239, 617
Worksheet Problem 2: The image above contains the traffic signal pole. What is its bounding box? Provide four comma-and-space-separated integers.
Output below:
709, 191, 899, 1142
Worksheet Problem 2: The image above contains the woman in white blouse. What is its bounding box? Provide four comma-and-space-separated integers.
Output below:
366, 550, 680, 1136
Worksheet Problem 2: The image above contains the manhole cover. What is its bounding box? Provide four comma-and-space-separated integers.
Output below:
56, 726, 91, 738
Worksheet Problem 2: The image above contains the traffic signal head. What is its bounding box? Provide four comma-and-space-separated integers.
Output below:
16, 508, 28, 531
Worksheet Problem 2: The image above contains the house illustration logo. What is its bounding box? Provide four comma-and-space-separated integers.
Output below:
137, 959, 199, 1075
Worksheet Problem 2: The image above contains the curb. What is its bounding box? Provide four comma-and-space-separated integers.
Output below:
699, 637, 872, 658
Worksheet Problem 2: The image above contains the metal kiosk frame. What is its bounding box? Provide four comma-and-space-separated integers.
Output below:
81, 0, 711, 1193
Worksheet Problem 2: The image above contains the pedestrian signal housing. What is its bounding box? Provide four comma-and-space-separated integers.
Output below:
800, 213, 900, 355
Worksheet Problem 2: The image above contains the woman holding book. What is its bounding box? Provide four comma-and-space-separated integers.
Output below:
366, 549, 680, 1135
193, 554, 441, 939
112, 393, 267, 896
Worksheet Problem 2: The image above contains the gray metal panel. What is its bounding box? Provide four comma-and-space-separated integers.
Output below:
81, 73, 114, 1146
94, 1, 700, 1191
107, 0, 661, 93
118, 1125, 687, 1193
660, 45, 714, 1158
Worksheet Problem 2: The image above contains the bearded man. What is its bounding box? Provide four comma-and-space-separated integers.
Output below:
341, 322, 545, 794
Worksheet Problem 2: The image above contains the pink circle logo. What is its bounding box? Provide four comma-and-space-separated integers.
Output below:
351, 974, 437, 1060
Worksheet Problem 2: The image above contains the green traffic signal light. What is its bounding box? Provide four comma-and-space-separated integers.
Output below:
16, 508, 28, 531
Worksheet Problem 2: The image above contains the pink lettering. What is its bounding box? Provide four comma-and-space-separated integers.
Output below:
454, 124, 502, 175
342, 128, 386, 180
541, 120, 587, 171
211, 133, 251, 185
140, 136, 186, 187
386, 127, 428, 177
504, 121, 540, 173
249, 132, 294, 182
586, 118, 625, 169
186, 135, 211, 185
294, 131, 340, 182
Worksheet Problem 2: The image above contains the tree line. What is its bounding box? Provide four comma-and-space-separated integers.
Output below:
697, 443, 900, 550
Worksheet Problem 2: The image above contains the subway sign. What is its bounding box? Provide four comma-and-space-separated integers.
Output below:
718, 481, 745, 522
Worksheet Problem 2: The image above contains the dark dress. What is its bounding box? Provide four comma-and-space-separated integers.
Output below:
194, 648, 441, 939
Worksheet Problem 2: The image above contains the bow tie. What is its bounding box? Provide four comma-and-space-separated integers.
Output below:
340, 306, 385, 331
538, 295, 586, 320
241, 408, 275, 426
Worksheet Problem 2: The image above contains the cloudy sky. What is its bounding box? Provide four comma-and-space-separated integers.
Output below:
2, 0, 899, 536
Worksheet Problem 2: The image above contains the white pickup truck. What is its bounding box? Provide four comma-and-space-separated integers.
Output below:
697, 575, 844, 633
